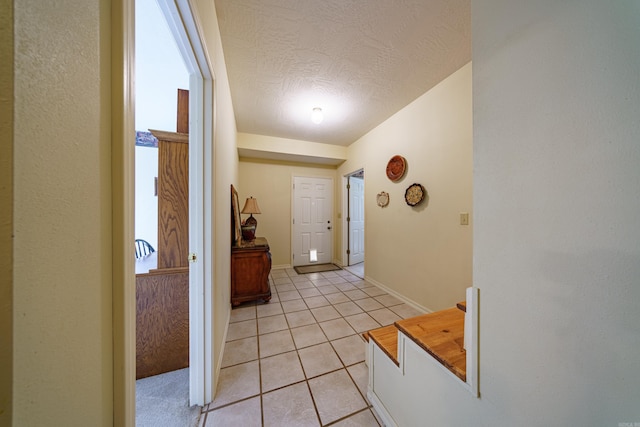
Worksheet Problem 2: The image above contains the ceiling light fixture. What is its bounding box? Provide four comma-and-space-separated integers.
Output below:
311, 107, 324, 124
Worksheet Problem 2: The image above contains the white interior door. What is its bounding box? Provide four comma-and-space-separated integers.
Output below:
187, 74, 205, 406
157, 0, 214, 406
348, 176, 364, 265
293, 177, 333, 266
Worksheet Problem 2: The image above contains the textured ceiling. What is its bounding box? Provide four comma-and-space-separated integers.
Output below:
215, 0, 471, 146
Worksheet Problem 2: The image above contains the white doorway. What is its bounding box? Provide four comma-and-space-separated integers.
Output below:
157, 0, 215, 407
347, 173, 364, 266
135, 0, 214, 409
342, 170, 365, 268
292, 176, 334, 266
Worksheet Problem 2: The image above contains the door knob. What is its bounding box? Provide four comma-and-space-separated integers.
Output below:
327, 226, 332, 230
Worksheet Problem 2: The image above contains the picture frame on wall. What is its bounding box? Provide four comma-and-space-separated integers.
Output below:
231, 185, 242, 245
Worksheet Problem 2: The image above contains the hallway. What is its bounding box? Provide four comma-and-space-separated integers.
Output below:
200, 267, 422, 426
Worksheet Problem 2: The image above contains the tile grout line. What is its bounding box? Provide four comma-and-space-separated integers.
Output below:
286, 270, 373, 425
293, 335, 324, 426
205, 267, 408, 425
323, 407, 381, 427
256, 301, 265, 427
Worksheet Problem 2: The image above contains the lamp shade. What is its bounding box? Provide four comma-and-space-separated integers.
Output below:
241, 197, 261, 215
241, 197, 260, 241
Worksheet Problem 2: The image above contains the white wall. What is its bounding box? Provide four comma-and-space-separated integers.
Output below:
237, 132, 347, 164
0, 0, 13, 423
338, 63, 474, 312
134, 146, 158, 247
238, 158, 338, 266
134, 0, 189, 249
472, 1, 640, 423
135, 0, 188, 132
392, 1, 640, 425
13, 0, 113, 424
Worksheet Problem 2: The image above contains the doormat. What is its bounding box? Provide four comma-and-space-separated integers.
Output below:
294, 263, 342, 275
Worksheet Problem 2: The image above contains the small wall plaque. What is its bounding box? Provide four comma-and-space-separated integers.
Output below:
376, 191, 390, 207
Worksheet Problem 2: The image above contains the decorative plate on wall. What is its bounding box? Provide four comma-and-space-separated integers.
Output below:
376, 191, 390, 207
405, 183, 426, 206
386, 155, 407, 182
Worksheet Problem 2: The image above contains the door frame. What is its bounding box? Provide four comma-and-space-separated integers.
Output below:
112, 1, 215, 424
348, 173, 364, 266
156, 0, 215, 407
341, 169, 364, 267
112, 1, 136, 423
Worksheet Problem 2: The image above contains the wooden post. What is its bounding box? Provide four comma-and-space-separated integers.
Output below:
176, 88, 189, 134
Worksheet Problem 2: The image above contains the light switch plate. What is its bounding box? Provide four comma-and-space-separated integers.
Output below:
460, 212, 469, 225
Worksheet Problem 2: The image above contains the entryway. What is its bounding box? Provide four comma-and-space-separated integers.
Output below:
292, 176, 334, 267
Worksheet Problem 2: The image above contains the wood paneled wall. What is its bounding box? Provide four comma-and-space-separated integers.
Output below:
135, 268, 189, 379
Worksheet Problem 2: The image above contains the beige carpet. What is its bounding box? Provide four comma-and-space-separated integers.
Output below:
136, 368, 201, 427
294, 263, 342, 274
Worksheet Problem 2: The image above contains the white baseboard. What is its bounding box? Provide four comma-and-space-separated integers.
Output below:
363, 276, 433, 314
212, 307, 231, 400
367, 389, 398, 427
271, 264, 291, 270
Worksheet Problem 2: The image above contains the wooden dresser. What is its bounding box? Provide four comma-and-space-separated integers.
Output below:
231, 237, 272, 306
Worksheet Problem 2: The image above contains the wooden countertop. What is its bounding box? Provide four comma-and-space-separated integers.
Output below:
368, 325, 400, 366
395, 307, 466, 381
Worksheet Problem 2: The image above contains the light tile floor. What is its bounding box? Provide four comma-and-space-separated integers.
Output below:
343, 262, 364, 279
199, 267, 423, 426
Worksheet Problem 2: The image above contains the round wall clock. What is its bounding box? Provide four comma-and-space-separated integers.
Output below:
386, 155, 407, 182
405, 183, 426, 206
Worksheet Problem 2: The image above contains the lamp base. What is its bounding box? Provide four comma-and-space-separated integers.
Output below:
242, 214, 258, 241
245, 214, 257, 227
241, 224, 256, 241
